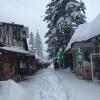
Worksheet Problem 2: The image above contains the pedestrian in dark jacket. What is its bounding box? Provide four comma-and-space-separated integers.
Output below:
54, 59, 59, 71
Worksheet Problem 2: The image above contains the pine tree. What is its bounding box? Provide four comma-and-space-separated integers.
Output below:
44, 0, 86, 58
29, 32, 35, 50
35, 31, 43, 58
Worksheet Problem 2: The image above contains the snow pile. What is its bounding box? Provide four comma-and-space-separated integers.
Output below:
66, 14, 100, 51
0, 80, 25, 100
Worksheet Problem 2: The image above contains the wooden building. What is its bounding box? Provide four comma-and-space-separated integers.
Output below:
65, 15, 100, 80
0, 22, 30, 81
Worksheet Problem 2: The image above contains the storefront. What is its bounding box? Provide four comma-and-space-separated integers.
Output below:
69, 42, 94, 79
65, 14, 100, 80
0, 46, 29, 81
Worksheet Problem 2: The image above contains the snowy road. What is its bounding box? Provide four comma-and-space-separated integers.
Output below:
1, 64, 100, 100
20, 64, 100, 100
20, 65, 76, 100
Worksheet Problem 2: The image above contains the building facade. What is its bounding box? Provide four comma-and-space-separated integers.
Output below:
0, 22, 29, 50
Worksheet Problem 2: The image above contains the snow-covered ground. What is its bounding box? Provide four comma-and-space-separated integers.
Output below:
0, 80, 25, 100
0, 64, 100, 100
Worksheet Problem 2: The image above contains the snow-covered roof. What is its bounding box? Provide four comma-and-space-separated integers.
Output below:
65, 14, 100, 51
0, 46, 28, 54
39, 59, 48, 64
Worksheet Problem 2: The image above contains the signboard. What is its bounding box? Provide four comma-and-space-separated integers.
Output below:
75, 51, 83, 61
56, 54, 64, 61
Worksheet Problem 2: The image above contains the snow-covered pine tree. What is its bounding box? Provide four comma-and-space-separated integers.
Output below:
29, 32, 35, 50
35, 31, 43, 58
44, 0, 60, 57
44, 0, 86, 58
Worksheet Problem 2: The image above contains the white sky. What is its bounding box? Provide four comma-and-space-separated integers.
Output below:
82, 0, 100, 22
0, 0, 100, 51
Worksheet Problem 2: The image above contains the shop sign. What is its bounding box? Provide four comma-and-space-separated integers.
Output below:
75, 51, 83, 61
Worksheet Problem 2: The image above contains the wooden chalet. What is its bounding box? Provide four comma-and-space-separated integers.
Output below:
0, 22, 35, 81
65, 14, 100, 81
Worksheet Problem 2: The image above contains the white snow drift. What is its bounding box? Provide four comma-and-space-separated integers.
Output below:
0, 80, 25, 100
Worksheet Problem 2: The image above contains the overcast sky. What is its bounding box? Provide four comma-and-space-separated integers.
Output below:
0, 0, 100, 50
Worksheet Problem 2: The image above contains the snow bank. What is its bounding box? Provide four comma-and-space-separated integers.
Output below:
0, 80, 25, 100
65, 14, 100, 51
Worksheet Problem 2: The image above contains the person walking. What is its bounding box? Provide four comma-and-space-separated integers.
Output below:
53, 58, 59, 71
